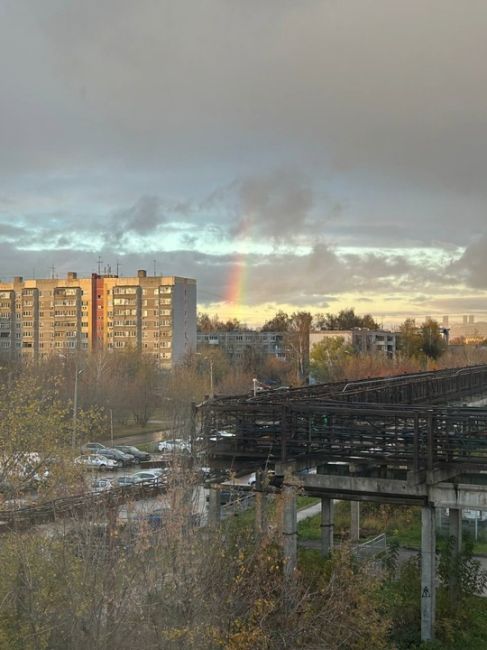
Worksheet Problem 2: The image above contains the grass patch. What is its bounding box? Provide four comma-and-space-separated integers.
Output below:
298, 502, 487, 556
297, 496, 320, 509
111, 422, 166, 440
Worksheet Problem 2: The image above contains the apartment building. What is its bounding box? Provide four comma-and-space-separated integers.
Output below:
197, 330, 287, 361
0, 270, 196, 367
309, 328, 398, 358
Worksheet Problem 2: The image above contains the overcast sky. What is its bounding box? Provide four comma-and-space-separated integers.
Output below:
1, 0, 487, 325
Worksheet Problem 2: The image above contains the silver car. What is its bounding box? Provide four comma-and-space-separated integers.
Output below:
75, 454, 118, 470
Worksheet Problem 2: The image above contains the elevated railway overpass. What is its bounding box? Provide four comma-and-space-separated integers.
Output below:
198, 364, 487, 642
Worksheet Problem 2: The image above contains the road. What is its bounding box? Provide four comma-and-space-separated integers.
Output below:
101, 428, 168, 448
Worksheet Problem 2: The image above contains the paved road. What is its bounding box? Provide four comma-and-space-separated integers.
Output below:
101, 428, 169, 448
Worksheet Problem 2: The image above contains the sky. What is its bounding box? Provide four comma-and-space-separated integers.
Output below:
2, 0, 487, 327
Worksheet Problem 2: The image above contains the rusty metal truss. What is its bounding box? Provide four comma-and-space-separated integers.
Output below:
198, 365, 487, 474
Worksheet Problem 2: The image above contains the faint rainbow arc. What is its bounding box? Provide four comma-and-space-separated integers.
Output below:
225, 218, 252, 316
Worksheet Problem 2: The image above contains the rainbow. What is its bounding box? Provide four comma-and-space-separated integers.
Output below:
226, 251, 246, 306
225, 218, 251, 318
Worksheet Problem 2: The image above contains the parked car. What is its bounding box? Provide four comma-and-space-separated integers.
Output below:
150, 467, 167, 477
157, 439, 191, 454
114, 445, 150, 463
98, 448, 135, 466
90, 478, 112, 493
132, 470, 166, 486
115, 475, 137, 488
75, 454, 118, 470
81, 442, 107, 454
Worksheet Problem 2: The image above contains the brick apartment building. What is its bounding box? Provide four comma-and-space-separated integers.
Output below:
0, 270, 196, 367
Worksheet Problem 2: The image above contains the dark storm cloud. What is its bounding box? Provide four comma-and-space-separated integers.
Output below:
236, 170, 316, 241
1, 1, 487, 311
104, 196, 166, 245
449, 235, 487, 290
0, 0, 486, 197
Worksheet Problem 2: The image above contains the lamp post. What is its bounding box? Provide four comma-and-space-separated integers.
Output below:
72, 364, 85, 449
59, 353, 84, 449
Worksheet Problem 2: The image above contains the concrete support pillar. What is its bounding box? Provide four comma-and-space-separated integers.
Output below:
282, 485, 297, 579
208, 487, 221, 528
421, 505, 436, 643
320, 497, 334, 556
448, 507, 462, 598
255, 491, 267, 536
449, 507, 462, 553
350, 501, 360, 543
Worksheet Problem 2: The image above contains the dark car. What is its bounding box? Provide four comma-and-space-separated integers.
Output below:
114, 445, 150, 463
81, 442, 107, 454
100, 448, 135, 466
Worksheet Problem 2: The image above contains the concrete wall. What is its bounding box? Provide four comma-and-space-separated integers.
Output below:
171, 279, 197, 365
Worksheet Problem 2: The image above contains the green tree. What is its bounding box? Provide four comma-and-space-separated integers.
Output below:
398, 318, 423, 358
399, 318, 446, 360
286, 311, 313, 384
420, 317, 447, 360
310, 336, 354, 382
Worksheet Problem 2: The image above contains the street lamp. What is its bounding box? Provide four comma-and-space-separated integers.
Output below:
72, 364, 85, 449
59, 353, 84, 448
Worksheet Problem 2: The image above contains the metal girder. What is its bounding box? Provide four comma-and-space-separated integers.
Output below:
198, 365, 487, 474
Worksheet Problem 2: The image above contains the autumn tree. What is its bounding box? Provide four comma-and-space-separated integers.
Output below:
310, 336, 354, 382
420, 317, 447, 360
399, 318, 446, 361
314, 307, 380, 331
197, 312, 243, 332
261, 310, 291, 332
286, 311, 313, 384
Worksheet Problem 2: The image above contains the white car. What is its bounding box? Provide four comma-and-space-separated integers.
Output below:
157, 439, 191, 454
75, 454, 118, 470
132, 470, 166, 486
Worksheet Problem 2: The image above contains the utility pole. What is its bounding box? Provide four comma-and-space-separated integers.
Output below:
209, 358, 214, 399
72, 361, 84, 449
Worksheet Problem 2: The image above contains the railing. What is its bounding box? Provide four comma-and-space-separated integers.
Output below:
353, 533, 387, 562
0, 481, 165, 530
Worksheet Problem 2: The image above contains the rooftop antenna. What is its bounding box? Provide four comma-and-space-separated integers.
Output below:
50, 265, 55, 279
153, 259, 157, 276
97, 256, 103, 275
116, 260, 121, 276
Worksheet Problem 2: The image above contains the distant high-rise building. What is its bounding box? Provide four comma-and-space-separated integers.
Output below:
469, 315, 475, 324
463, 315, 469, 325
0, 270, 196, 366
442, 315, 449, 326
